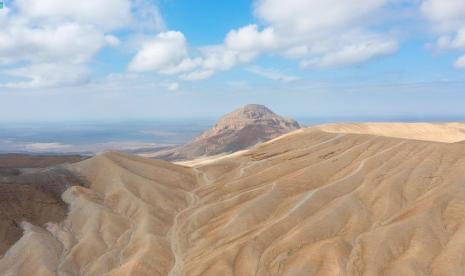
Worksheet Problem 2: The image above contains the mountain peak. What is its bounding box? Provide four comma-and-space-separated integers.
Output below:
150, 104, 301, 161
242, 104, 274, 113
224, 104, 276, 121
214, 104, 299, 130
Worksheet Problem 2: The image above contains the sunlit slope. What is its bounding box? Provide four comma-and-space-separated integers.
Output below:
174, 129, 465, 275
3, 126, 465, 275
317, 122, 465, 143
0, 152, 197, 276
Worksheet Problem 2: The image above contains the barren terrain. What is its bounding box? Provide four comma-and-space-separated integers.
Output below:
148, 104, 300, 161
2, 123, 465, 275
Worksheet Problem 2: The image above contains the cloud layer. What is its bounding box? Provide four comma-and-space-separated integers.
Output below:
2, 0, 465, 89
421, 0, 465, 68
0, 0, 164, 88
129, 0, 401, 81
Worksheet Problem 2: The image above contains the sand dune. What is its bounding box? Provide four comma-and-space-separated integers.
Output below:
3, 124, 465, 275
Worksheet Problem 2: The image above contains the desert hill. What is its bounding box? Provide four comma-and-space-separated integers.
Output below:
2, 123, 465, 275
147, 104, 300, 161
0, 152, 197, 275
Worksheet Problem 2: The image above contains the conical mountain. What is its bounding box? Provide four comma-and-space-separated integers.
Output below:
150, 104, 301, 161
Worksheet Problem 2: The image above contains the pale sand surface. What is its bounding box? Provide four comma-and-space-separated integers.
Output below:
2, 123, 465, 275
317, 122, 465, 143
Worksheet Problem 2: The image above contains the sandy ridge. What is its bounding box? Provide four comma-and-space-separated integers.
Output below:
2, 124, 465, 275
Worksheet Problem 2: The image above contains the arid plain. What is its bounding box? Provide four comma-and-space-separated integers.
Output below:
2, 122, 465, 275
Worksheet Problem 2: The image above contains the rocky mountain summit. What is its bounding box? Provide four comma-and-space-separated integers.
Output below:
150, 104, 301, 161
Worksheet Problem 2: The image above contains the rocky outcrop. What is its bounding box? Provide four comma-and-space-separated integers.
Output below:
150, 104, 301, 161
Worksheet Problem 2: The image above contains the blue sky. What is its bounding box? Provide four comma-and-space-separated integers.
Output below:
0, 0, 465, 121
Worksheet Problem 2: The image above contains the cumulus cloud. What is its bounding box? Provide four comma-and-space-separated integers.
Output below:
257, 0, 388, 34
14, 0, 132, 30
0, 0, 165, 88
300, 33, 398, 68
126, 31, 253, 81
454, 54, 465, 68
0, 21, 105, 65
1, 63, 90, 89
128, 31, 188, 73
225, 0, 398, 69
129, 35, 256, 80
436, 30, 465, 50
421, 0, 465, 68
128, 0, 402, 81
225, 25, 279, 52
200, 46, 256, 71
421, 0, 465, 32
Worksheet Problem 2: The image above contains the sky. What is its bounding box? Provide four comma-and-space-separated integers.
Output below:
0, 0, 465, 122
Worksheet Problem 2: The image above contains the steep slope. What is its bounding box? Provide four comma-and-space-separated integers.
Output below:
3, 125, 465, 275
0, 166, 87, 256
0, 152, 197, 276
147, 104, 300, 161
171, 128, 465, 275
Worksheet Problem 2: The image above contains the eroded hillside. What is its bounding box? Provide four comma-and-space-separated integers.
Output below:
3, 125, 465, 275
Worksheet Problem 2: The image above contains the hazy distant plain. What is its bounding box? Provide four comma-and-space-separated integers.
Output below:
1, 116, 464, 155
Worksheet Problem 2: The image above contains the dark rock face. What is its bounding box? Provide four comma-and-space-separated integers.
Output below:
152, 104, 301, 161
0, 158, 87, 256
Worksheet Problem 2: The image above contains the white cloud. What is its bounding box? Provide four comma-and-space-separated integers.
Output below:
1, 63, 90, 89
436, 33, 465, 50
129, 35, 256, 80
181, 70, 214, 81
256, 0, 387, 34
454, 54, 465, 68
126, 0, 405, 81
128, 31, 188, 73
225, 25, 279, 52
128, 0, 402, 81
246, 66, 301, 82
0, 21, 105, 65
200, 46, 256, 70
166, 82, 179, 91
0, 0, 166, 89
225, 0, 398, 69
420, 0, 465, 32
421, 0, 465, 69
15, 0, 132, 30
222, 0, 401, 71
301, 34, 398, 68
105, 35, 121, 47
